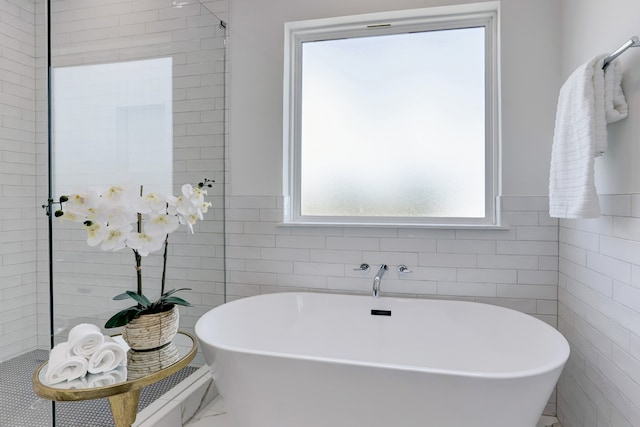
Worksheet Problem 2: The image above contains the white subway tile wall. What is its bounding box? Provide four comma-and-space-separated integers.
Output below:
557, 194, 640, 427
226, 196, 558, 319
0, 0, 38, 363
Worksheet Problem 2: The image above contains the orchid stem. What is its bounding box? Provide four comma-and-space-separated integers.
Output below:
134, 250, 142, 297
161, 235, 168, 296
136, 185, 143, 296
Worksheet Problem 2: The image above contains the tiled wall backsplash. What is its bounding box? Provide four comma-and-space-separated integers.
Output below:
226, 195, 559, 325
557, 194, 640, 427
0, 0, 38, 363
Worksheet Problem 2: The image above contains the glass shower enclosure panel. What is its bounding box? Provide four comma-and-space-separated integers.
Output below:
44, 0, 227, 424
48, 0, 226, 346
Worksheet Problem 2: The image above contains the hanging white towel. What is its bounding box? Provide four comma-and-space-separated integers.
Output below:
549, 54, 628, 218
87, 335, 127, 374
604, 59, 628, 123
67, 323, 104, 359
44, 342, 89, 385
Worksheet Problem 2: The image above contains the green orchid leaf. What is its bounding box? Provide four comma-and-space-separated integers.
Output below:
162, 288, 192, 298
118, 290, 152, 307
104, 306, 142, 328
112, 291, 151, 307
162, 296, 193, 307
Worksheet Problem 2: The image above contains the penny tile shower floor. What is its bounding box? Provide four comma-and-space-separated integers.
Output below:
0, 349, 197, 427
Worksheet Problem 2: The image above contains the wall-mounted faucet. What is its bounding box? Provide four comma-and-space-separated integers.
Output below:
372, 264, 388, 299
353, 263, 370, 273
397, 265, 413, 274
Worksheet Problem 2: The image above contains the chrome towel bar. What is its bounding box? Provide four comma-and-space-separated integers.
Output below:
603, 36, 640, 70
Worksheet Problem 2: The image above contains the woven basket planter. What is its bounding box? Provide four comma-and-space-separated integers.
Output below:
122, 305, 179, 351
126, 342, 181, 380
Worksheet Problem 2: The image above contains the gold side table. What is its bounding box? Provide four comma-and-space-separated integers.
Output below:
33, 331, 197, 427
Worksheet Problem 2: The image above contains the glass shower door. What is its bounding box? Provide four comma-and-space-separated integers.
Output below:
43, 1, 227, 425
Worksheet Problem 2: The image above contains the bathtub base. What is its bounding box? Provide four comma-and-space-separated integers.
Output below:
213, 351, 563, 427
185, 396, 563, 427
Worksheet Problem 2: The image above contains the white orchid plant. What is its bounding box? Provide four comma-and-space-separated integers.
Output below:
50, 179, 213, 328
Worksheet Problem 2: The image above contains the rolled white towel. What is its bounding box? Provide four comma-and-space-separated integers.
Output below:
65, 377, 88, 389
84, 366, 128, 388
88, 336, 127, 374
44, 342, 89, 385
67, 323, 104, 359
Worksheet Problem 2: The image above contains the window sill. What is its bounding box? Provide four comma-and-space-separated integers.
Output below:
277, 221, 511, 230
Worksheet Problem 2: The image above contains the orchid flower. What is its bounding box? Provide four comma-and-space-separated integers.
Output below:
138, 192, 168, 214
100, 225, 131, 252
61, 182, 210, 255
64, 188, 101, 219
145, 213, 180, 236
127, 231, 165, 257
167, 184, 209, 232
84, 221, 109, 247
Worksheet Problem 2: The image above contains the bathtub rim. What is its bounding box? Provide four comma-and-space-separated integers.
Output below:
195, 292, 570, 381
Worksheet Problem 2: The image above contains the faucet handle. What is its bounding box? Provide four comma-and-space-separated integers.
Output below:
397, 265, 413, 273
353, 263, 370, 272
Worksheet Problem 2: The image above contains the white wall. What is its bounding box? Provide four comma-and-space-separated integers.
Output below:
557, 1, 640, 426
0, 0, 38, 363
228, 0, 561, 197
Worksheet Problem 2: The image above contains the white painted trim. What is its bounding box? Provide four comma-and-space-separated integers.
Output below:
283, 4, 501, 227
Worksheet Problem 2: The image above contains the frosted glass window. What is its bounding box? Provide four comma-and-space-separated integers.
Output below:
285, 7, 499, 225
52, 58, 173, 195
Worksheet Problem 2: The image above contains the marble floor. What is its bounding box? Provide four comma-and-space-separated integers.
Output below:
185, 395, 233, 427
184, 397, 562, 427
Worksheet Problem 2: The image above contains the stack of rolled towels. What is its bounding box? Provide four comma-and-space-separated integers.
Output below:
44, 323, 127, 386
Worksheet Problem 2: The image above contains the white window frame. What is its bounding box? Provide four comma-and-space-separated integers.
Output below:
283, 3, 501, 227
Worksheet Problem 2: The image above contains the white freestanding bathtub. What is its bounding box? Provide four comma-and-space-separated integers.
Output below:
195, 292, 569, 427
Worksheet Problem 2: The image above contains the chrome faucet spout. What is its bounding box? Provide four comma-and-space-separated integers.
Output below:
372, 264, 388, 299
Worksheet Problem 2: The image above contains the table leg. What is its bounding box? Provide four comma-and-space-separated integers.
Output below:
108, 389, 141, 427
